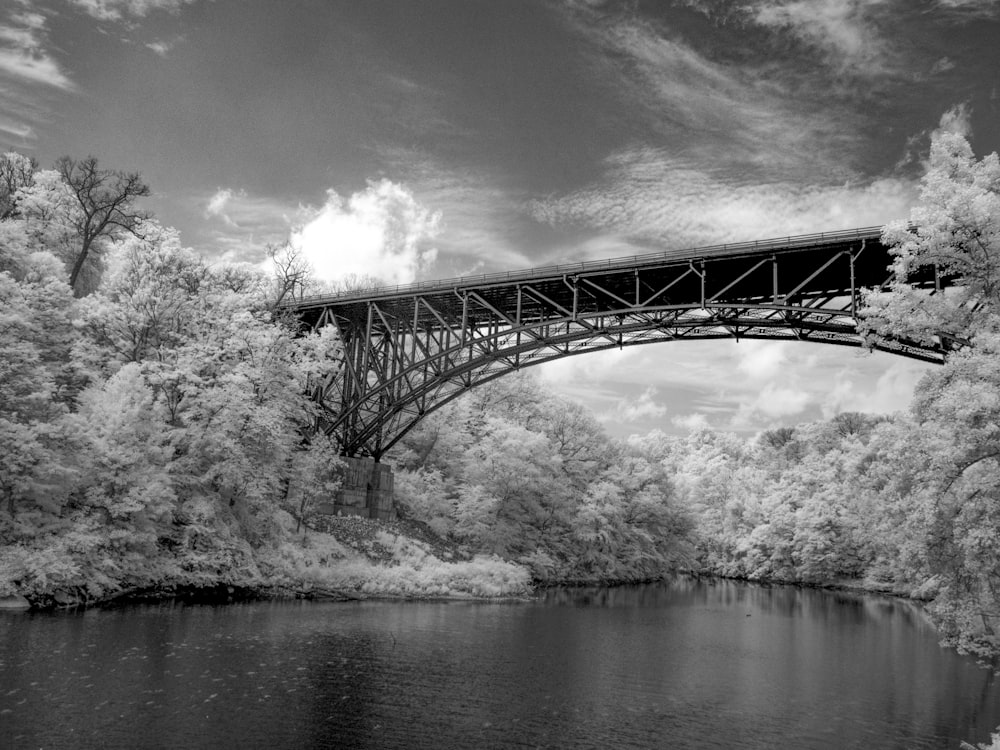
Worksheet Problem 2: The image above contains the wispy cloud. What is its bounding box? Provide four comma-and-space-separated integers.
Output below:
68, 0, 200, 22
932, 0, 1000, 17
0, 10, 74, 91
0, 116, 34, 141
531, 147, 917, 252
545, 1, 936, 258
145, 36, 184, 57
747, 0, 894, 75
198, 187, 307, 260
561, 5, 865, 180
0, 7, 75, 147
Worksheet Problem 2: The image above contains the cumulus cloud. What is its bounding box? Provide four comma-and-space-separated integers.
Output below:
615, 386, 669, 422
821, 360, 928, 418
204, 187, 241, 227
736, 341, 790, 381
935, 102, 973, 138
291, 180, 440, 286
672, 412, 711, 432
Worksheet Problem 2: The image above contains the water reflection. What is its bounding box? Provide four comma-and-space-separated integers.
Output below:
1, 580, 998, 749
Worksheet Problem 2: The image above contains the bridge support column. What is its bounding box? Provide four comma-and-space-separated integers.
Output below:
327, 457, 396, 521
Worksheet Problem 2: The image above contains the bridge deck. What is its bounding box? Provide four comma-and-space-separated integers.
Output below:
290, 226, 886, 312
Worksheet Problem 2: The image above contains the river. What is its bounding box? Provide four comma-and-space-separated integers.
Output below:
1, 578, 998, 749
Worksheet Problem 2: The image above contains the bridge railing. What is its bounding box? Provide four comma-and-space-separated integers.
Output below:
288, 225, 886, 307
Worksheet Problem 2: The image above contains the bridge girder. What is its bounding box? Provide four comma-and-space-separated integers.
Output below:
290, 227, 945, 458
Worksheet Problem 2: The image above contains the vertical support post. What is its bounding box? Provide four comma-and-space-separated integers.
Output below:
772, 256, 779, 305
634, 269, 640, 307
410, 297, 419, 367
849, 250, 857, 318
360, 302, 373, 386
459, 291, 468, 346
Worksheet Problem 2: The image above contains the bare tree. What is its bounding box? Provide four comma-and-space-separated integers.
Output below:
329, 272, 383, 294
268, 241, 312, 308
55, 155, 150, 295
0, 152, 38, 220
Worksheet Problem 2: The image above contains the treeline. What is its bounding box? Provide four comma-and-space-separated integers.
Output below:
0, 153, 344, 603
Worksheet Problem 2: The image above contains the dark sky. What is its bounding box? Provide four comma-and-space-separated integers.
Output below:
3, 0, 999, 435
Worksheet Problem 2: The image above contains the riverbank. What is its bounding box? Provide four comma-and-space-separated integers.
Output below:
681, 568, 940, 603
0, 511, 534, 611
3, 510, 940, 612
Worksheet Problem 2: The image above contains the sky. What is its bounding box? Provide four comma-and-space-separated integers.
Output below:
3, 0, 1000, 438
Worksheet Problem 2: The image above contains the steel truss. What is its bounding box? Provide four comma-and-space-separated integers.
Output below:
289, 227, 945, 458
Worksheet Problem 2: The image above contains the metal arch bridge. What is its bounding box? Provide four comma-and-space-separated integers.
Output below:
287, 226, 946, 459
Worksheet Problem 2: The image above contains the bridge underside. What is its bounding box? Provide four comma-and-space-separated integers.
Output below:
291, 228, 944, 458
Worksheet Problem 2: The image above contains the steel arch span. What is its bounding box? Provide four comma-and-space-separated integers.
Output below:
287, 226, 947, 459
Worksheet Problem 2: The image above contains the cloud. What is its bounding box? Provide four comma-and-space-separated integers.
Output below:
933, 0, 1000, 16
197, 187, 307, 260
935, 102, 973, 138
536, 335, 934, 437
615, 386, 669, 421
929, 57, 955, 75
68, 0, 200, 21
376, 147, 535, 276
672, 412, 711, 432
204, 187, 241, 227
0, 10, 75, 91
736, 341, 790, 381
531, 147, 917, 251
820, 360, 928, 418
747, 0, 893, 75
146, 37, 183, 57
745, 382, 812, 420
0, 117, 34, 140
291, 180, 440, 286
561, 5, 867, 180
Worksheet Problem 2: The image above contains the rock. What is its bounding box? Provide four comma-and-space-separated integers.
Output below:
0, 595, 30, 610
52, 590, 76, 606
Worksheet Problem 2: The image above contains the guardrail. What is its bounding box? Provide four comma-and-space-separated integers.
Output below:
287, 225, 885, 307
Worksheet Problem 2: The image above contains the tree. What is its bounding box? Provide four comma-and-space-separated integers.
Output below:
861, 128, 1000, 349
268, 242, 312, 308
860, 125, 1000, 660
0, 152, 37, 220
55, 156, 150, 295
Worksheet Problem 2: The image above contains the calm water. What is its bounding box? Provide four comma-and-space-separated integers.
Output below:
1, 579, 998, 749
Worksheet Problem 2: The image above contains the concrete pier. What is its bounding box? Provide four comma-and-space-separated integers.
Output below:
319, 456, 395, 520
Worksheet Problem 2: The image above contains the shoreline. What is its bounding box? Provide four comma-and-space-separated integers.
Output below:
1, 567, 932, 613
